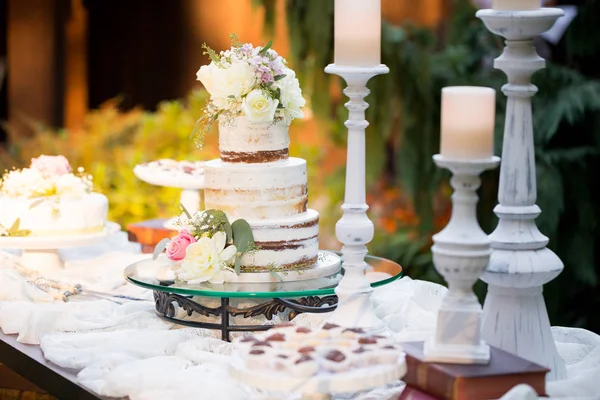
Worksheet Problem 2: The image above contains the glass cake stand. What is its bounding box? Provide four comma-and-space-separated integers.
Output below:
124, 253, 402, 341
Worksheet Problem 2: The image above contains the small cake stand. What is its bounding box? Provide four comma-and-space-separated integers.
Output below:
0, 222, 120, 274
133, 161, 205, 229
230, 354, 407, 400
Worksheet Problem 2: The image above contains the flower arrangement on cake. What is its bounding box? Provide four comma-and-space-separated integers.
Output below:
1, 155, 92, 200
153, 208, 256, 284
194, 34, 306, 145
0, 155, 108, 237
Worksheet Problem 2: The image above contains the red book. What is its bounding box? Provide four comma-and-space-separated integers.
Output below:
399, 342, 548, 400
400, 385, 441, 400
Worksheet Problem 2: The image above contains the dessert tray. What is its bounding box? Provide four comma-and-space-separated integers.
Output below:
230, 357, 405, 400
133, 160, 205, 229
133, 159, 205, 189
229, 323, 407, 400
0, 222, 120, 273
124, 252, 402, 341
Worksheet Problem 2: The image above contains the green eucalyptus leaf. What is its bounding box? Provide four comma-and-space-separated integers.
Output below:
153, 238, 171, 260
273, 74, 286, 81
234, 254, 242, 276
29, 198, 45, 209
180, 204, 192, 219
259, 40, 272, 55
8, 218, 20, 235
269, 270, 283, 282
231, 219, 254, 253
224, 217, 232, 243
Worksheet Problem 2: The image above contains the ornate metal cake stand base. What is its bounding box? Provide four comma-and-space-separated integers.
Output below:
154, 291, 338, 341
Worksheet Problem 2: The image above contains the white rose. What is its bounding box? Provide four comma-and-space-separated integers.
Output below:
196, 60, 256, 110
276, 68, 306, 124
0, 168, 53, 198
54, 173, 90, 197
196, 62, 220, 97
176, 231, 237, 284
242, 90, 279, 123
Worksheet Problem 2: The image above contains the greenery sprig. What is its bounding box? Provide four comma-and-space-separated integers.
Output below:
0, 218, 31, 237
154, 204, 256, 276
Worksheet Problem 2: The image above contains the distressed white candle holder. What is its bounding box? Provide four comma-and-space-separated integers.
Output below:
324, 64, 389, 330
477, 8, 567, 380
424, 155, 500, 364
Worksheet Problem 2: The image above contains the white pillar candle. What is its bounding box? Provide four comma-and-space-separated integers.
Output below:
440, 87, 496, 160
334, 0, 381, 67
493, 0, 541, 10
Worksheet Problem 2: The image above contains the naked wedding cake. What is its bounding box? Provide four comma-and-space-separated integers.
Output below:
154, 37, 322, 284
203, 117, 319, 272
0, 155, 108, 237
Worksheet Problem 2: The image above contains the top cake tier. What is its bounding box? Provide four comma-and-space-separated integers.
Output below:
219, 117, 289, 164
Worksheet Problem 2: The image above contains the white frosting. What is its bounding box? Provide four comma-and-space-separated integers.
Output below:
203, 158, 308, 219
0, 193, 108, 236
219, 117, 289, 155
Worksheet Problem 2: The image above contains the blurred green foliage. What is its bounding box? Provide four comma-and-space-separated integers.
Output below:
0, 92, 218, 225
256, 0, 600, 332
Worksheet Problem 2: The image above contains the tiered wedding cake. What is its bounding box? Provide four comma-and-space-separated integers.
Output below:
154, 37, 327, 284
0, 155, 108, 237
203, 117, 319, 272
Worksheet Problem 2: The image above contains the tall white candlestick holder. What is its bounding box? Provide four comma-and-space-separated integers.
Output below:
324, 64, 389, 330
476, 8, 567, 380
424, 155, 500, 364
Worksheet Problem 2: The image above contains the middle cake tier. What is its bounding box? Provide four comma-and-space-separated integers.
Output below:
203, 157, 308, 220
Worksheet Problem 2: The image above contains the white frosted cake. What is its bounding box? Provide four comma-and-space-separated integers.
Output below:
204, 118, 319, 272
0, 155, 108, 237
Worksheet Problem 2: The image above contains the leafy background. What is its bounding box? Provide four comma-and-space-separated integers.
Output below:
1, 0, 599, 332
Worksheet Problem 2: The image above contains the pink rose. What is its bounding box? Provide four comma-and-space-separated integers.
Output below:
31, 155, 72, 176
166, 230, 197, 261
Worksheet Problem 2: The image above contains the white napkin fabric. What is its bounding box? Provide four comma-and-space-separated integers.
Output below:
0, 300, 169, 344
33, 276, 600, 400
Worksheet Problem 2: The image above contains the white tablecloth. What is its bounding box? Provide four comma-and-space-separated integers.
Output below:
1, 232, 599, 400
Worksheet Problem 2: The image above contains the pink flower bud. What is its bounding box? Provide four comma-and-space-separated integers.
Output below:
31, 155, 72, 176
166, 230, 197, 261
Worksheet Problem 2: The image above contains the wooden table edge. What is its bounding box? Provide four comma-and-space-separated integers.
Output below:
0, 332, 118, 399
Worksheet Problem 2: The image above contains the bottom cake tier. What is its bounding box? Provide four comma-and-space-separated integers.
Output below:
241, 209, 319, 272
0, 193, 108, 236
